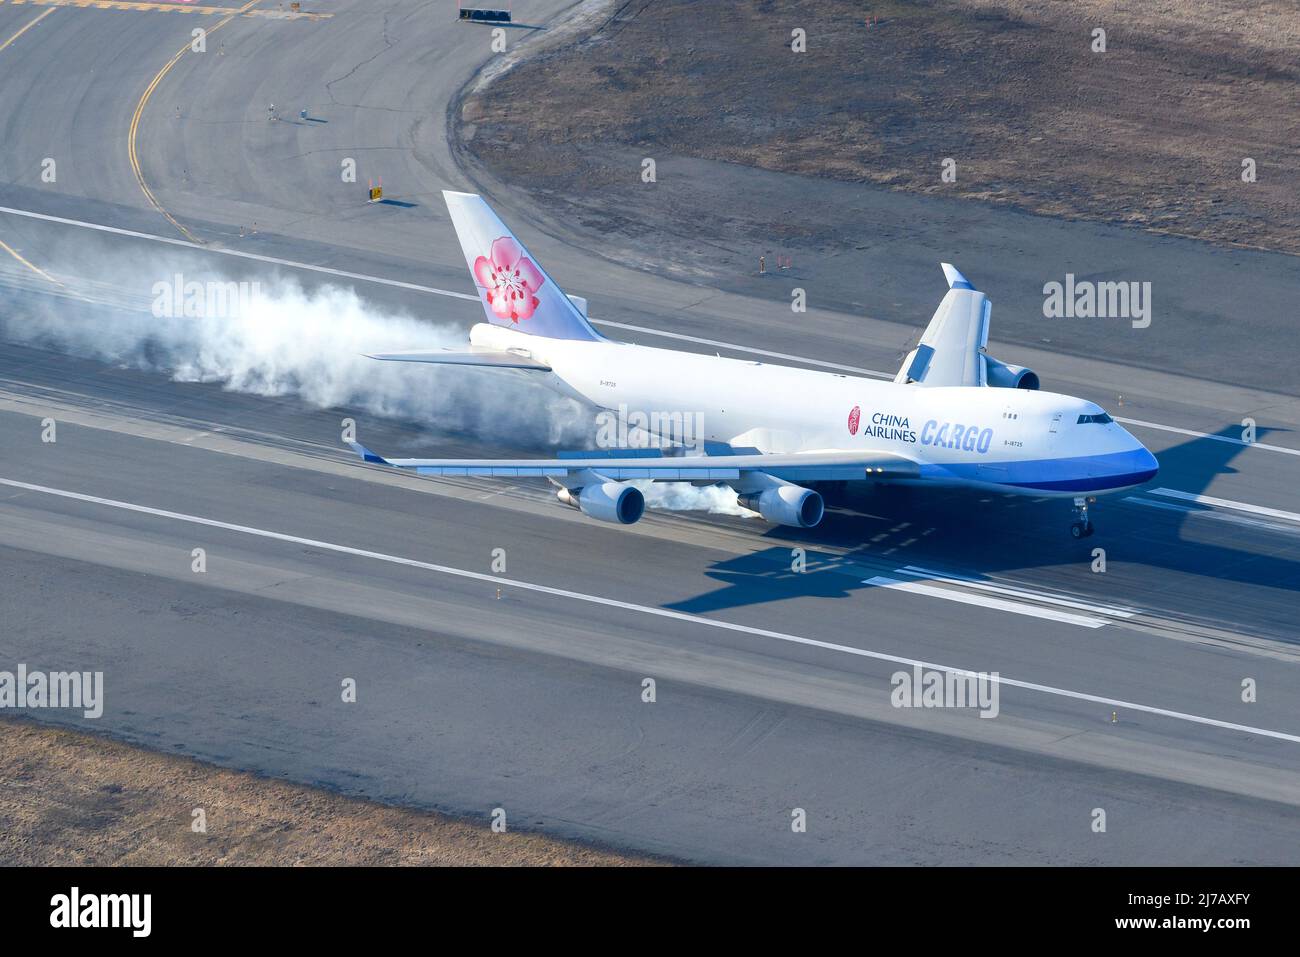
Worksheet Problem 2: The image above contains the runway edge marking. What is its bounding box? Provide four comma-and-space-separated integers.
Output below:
2, 474, 1298, 745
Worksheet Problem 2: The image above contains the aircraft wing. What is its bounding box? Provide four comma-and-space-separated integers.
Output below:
366, 348, 551, 371
349, 443, 919, 483
894, 263, 990, 387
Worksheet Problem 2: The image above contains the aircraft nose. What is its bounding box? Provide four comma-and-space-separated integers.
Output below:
1131, 445, 1159, 484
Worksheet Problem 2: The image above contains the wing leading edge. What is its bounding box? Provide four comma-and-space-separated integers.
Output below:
348, 443, 919, 483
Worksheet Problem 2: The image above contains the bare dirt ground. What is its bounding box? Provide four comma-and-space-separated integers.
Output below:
462, 0, 1299, 254
0, 719, 658, 865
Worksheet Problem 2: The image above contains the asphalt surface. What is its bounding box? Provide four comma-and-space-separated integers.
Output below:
0, 0, 1298, 864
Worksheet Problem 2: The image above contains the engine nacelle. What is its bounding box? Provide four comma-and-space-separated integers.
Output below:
984, 355, 1040, 390
737, 484, 824, 528
556, 482, 645, 525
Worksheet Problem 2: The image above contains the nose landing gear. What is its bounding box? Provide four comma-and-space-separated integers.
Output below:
1070, 496, 1096, 538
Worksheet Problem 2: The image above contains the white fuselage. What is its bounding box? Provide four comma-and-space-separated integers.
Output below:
472, 324, 1158, 497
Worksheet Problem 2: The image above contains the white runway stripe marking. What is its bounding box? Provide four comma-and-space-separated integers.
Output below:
0, 205, 481, 301
1124, 497, 1300, 536
863, 576, 1109, 628
4, 474, 1297, 743
587, 319, 892, 377
1114, 418, 1300, 458
1150, 487, 1300, 524
897, 565, 1137, 618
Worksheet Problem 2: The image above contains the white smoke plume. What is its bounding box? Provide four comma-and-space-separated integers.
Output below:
635, 480, 759, 518
0, 250, 759, 516
1, 255, 592, 450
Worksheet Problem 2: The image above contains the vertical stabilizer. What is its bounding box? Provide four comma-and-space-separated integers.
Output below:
443, 190, 603, 341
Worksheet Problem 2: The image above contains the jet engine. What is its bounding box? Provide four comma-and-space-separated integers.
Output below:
983, 355, 1040, 390
556, 482, 645, 525
737, 484, 824, 528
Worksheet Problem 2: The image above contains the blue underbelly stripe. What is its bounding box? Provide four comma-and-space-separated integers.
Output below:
920, 449, 1158, 492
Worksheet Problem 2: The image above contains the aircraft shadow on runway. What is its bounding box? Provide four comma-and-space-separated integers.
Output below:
666, 425, 1300, 627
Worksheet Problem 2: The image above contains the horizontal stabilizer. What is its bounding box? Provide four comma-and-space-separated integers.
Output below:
365, 348, 551, 371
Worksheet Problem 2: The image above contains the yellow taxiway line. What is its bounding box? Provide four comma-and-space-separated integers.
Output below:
0, 9, 61, 284
0, 238, 64, 286
126, 0, 260, 243
0, 6, 53, 53
1, 0, 329, 20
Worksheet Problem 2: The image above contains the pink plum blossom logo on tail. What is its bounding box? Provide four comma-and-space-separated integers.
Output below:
474, 236, 545, 323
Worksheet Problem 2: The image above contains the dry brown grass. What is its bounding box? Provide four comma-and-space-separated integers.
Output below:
464, 0, 1300, 252
0, 718, 660, 866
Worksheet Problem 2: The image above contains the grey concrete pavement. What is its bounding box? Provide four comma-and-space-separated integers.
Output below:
1, 0, 1298, 864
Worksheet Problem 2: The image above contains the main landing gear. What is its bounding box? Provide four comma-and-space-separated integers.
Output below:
1070, 496, 1096, 538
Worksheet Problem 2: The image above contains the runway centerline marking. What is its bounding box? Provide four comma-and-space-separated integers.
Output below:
0, 202, 1297, 456
2, 474, 1298, 745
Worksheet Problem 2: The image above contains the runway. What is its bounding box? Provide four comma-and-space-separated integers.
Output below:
1, 0, 1298, 863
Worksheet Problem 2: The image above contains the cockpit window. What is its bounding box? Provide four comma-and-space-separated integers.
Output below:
1077, 413, 1113, 424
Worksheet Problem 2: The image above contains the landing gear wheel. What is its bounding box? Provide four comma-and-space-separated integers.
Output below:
1070, 496, 1096, 539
